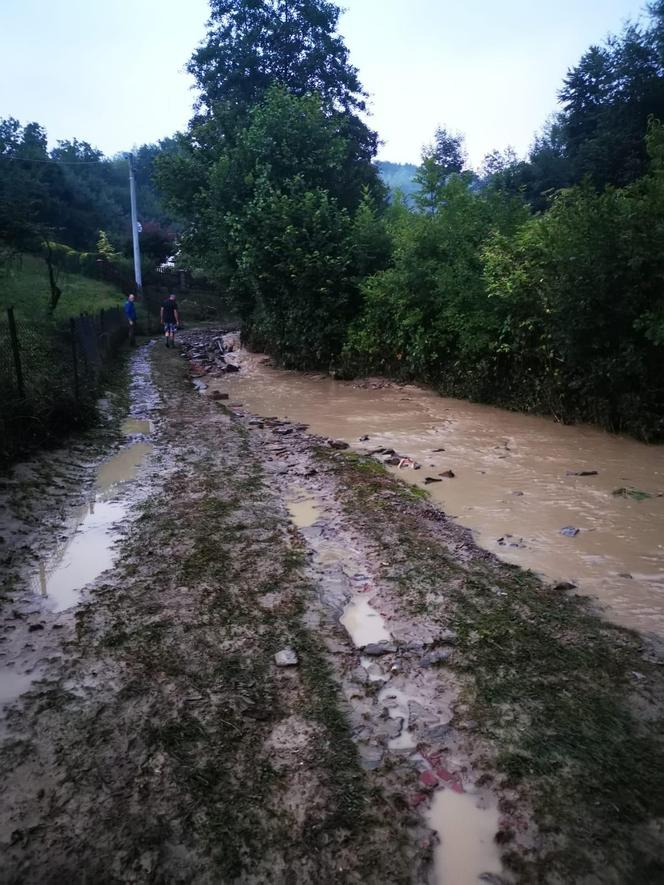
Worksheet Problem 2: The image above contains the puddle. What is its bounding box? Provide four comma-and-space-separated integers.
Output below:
427, 789, 503, 885
28, 344, 156, 612
32, 439, 152, 610
287, 497, 322, 529
95, 442, 152, 498
31, 497, 130, 612
317, 547, 346, 565
121, 417, 152, 436
0, 668, 37, 706
341, 596, 391, 646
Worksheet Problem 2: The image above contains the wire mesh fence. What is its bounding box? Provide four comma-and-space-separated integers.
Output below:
0, 305, 127, 466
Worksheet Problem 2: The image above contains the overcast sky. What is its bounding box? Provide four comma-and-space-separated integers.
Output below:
0, 0, 648, 167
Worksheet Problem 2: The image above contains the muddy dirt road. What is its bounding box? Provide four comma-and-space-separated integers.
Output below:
1, 332, 664, 884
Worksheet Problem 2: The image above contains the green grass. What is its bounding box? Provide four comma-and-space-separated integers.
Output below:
1, 254, 124, 324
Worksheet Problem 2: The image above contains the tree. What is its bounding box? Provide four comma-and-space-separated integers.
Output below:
189, 0, 368, 115
414, 127, 467, 214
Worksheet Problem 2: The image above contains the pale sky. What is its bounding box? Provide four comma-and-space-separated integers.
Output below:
0, 0, 648, 167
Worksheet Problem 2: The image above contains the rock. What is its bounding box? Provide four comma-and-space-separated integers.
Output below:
560, 526, 580, 537
351, 666, 369, 685
273, 426, 293, 436
511, 490, 524, 496
497, 534, 525, 548
432, 447, 446, 453
438, 629, 458, 645
376, 716, 404, 739
274, 648, 298, 667
554, 581, 577, 591
439, 470, 455, 478
362, 641, 397, 656
328, 439, 350, 450
223, 363, 240, 373
28, 624, 45, 632
423, 723, 452, 742
357, 743, 384, 770
424, 476, 442, 485
618, 572, 633, 579
422, 647, 453, 667
359, 435, 370, 442
566, 469, 599, 476
368, 447, 386, 456
479, 875, 510, 885
210, 391, 229, 401
384, 456, 401, 466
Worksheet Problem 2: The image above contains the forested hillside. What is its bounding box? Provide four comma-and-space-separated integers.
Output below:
376, 161, 419, 201
156, 0, 664, 440
0, 121, 177, 294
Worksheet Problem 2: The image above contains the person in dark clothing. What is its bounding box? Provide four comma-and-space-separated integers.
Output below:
123, 293, 137, 345
160, 293, 180, 348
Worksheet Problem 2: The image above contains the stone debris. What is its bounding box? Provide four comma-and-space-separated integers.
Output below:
179, 330, 241, 376
362, 641, 397, 656
421, 647, 453, 667
274, 648, 299, 667
560, 526, 580, 537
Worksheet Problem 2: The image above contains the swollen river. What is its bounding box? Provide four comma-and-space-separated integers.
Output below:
218, 347, 664, 637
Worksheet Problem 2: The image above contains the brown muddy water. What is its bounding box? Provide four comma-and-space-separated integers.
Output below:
29, 436, 152, 612
219, 346, 664, 636
26, 371, 155, 614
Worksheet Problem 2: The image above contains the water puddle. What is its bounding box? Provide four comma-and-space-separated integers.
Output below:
287, 496, 322, 529
95, 442, 152, 497
427, 789, 503, 885
28, 349, 155, 612
341, 596, 391, 646
121, 417, 152, 436
219, 344, 664, 635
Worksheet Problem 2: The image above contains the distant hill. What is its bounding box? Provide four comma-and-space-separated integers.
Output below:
375, 161, 419, 201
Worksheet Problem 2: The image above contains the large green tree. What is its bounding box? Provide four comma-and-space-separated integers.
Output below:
157, 0, 385, 366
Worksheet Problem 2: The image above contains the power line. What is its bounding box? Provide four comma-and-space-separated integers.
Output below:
0, 154, 113, 166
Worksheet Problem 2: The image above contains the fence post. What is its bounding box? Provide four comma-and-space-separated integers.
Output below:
70, 317, 80, 402
7, 306, 25, 399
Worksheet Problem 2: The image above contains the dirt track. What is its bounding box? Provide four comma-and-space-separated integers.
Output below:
2, 334, 664, 884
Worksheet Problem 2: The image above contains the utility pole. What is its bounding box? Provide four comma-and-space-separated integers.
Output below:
128, 154, 142, 295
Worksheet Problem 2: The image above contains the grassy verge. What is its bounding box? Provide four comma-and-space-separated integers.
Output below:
0, 254, 124, 323
320, 449, 664, 883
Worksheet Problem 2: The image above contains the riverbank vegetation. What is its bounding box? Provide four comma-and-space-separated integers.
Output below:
157, 0, 664, 441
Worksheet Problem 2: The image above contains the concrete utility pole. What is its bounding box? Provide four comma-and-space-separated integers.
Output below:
128, 154, 143, 294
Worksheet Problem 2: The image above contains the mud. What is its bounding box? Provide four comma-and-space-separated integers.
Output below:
2, 329, 664, 884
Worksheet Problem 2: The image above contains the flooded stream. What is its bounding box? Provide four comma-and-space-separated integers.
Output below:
218, 346, 664, 636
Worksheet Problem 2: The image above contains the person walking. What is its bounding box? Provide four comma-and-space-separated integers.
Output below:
124, 293, 137, 345
160, 293, 180, 348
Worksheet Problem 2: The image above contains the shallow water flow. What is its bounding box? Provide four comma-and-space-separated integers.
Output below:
219, 347, 664, 635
